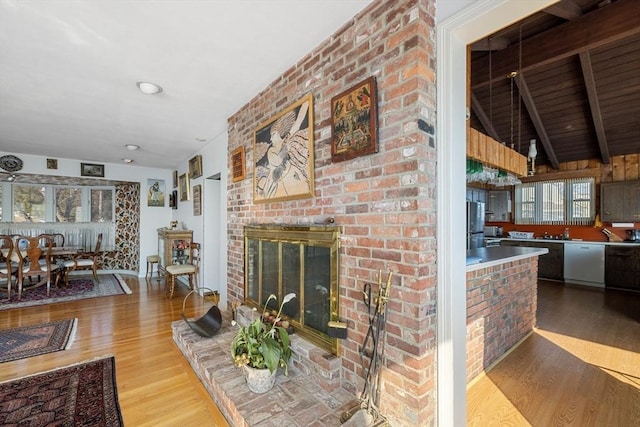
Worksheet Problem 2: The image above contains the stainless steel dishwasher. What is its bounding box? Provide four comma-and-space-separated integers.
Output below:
563, 242, 605, 288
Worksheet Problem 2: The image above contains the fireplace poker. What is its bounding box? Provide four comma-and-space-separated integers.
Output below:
357, 270, 392, 423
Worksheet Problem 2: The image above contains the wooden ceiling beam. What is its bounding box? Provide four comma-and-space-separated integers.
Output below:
543, 0, 582, 20
472, 0, 640, 89
515, 73, 560, 170
470, 92, 502, 142
471, 37, 510, 51
579, 51, 611, 164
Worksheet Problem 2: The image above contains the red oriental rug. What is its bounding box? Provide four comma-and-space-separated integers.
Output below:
0, 274, 131, 311
0, 318, 78, 363
0, 356, 124, 426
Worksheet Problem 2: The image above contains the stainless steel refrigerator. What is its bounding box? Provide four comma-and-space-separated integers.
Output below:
466, 201, 485, 250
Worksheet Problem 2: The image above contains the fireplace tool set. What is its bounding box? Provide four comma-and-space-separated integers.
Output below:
341, 270, 392, 427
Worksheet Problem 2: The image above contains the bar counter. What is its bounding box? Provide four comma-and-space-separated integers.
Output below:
466, 245, 548, 271
465, 245, 547, 382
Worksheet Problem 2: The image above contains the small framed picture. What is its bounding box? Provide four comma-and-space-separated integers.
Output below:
330, 76, 378, 162
231, 146, 245, 182
189, 155, 203, 179
81, 163, 105, 177
172, 170, 178, 188
47, 158, 58, 170
192, 184, 202, 216
169, 190, 178, 209
147, 179, 165, 207
179, 172, 190, 201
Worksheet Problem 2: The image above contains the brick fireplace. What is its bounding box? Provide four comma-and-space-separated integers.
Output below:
226, 0, 438, 424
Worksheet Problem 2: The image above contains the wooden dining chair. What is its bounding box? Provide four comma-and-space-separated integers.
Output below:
15, 235, 60, 300
0, 235, 15, 300
50, 233, 65, 247
165, 242, 200, 299
63, 233, 103, 285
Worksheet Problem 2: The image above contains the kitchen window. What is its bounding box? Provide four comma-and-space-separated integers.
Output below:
514, 177, 595, 225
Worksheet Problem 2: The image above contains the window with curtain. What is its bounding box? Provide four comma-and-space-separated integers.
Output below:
5, 184, 114, 223
90, 188, 114, 222
13, 185, 46, 222
55, 187, 82, 222
514, 177, 595, 225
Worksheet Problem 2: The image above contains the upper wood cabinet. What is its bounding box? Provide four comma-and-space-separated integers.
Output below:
600, 181, 640, 222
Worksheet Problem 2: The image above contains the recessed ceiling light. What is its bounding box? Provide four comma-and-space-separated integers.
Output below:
195, 138, 207, 142
125, 144, 140, 151
136, 81, 163, 95
123, 158, 134, 164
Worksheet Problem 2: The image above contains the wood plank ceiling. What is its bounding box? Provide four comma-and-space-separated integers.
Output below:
469, 0, 640, 170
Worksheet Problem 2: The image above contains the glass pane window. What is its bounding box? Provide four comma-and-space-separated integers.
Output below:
515, 177, 594, 225
55, 187, 82, 222
520, 184, 535, 220
91, 188, 113, 222
542, 181, 564, 222
568, 180, 593, 220
13, 185, 46, 223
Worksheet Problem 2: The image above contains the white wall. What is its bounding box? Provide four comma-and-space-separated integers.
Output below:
169, 133, 228, 307
1, 151, 173, 275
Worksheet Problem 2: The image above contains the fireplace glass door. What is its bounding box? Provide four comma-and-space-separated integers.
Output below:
244, 225, 340, 354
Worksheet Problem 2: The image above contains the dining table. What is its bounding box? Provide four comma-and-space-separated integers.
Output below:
1, 245, 85, 291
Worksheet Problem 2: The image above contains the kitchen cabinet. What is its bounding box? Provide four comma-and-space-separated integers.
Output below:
600, 181, 640, 222
486, 190, 511, 222
157, 228, 193, 275
500, 240, 563, 280
605, 245, 640, 291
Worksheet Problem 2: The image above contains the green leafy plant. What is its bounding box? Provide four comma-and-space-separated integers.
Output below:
231, 293, 295, 374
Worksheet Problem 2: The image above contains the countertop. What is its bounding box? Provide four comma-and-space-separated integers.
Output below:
466, 246, 548, 272
494, 237, 640, 246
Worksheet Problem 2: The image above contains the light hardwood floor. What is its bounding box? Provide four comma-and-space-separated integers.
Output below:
0, 274, 229, 427
4, 276, 638, 426
468, 281, 640, 426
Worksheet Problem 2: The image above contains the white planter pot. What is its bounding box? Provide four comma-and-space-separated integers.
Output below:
242, 365, 277, 393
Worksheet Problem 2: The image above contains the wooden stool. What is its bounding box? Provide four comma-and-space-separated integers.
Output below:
146, 255, 161, 278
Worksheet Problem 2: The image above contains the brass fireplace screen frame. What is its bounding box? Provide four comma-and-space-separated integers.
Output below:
244, 224, 340, 355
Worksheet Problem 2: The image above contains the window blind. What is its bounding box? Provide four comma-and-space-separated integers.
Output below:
515, 177, 594, 225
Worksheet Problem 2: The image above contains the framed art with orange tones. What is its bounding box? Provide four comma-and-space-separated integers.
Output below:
330, 76, 378, 162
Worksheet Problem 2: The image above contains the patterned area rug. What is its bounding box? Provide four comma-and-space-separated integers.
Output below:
0, 356, 124, 426
0, 274, 131, 311
0, 318, 78, 363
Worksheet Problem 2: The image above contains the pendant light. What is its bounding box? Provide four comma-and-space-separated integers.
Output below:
528, 139, 537, 176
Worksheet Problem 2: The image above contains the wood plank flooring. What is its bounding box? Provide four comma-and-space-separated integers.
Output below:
468, 281, 640, 426
0, 275, 229, 427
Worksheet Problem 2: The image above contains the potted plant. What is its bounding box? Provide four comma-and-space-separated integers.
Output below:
230, 293, 295, 393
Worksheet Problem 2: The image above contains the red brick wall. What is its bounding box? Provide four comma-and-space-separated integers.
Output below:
226, 0, 437, 424
466, 257, 539, 382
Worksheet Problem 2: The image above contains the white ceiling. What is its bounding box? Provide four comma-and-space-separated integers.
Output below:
0, 0, 373, 169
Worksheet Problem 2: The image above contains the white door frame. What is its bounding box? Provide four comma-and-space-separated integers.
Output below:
436, 1, 557, 425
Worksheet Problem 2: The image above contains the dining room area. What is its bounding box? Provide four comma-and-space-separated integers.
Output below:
0, 230, 106, 302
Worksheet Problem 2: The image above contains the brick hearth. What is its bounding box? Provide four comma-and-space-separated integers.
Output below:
172, 312, 357, 426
